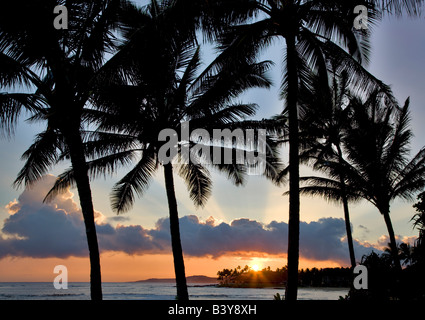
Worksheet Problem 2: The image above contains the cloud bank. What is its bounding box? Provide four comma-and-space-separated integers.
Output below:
1, 175, 381, 264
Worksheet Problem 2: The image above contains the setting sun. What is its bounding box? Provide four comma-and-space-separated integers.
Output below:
251, 264, 260, 272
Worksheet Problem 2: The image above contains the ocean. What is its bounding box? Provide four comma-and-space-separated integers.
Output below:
0, 282, 349, 300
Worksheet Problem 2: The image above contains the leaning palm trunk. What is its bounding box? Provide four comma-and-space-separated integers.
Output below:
66, 132, 102, 301
340, 183, 356, 269
285, 34, 300, 301
336, 145, 356, 269
163, 163, 189, 300
381, 207, 402, 272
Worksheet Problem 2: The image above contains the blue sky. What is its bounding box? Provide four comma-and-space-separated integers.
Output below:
1, 2, 425, 279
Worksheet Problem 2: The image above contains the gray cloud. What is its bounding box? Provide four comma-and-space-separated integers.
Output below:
1, 176, 381, 264
107, 216, 131, 222
174, 216, 381, 263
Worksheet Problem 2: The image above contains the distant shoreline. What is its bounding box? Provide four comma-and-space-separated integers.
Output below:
134, 275, 219, 284
132, 275, 350, 289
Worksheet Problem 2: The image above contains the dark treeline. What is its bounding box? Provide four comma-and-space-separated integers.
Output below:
217, 265, 287, 288
216, 190, 425, 299
217, 265, 352, 288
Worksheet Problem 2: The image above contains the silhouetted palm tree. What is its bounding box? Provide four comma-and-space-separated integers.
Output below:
410, 192, 425, 290
202, 0, 425, 299
295, 71, 360, 270
295, 64, 398, 270
343, 95, 425, 271
0, 0, 132, 300
46, 0, 280, 300
413, 191, 425, 248
201, 0, 378, 300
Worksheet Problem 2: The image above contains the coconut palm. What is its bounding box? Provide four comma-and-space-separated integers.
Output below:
298, 88, 425, 297
200, 0, 380, 300
295, 71, 360, 270
0, 0, 132, 300
46, 0, 280, 300
411, 192, 425, 286
299, 91, 425, 273
199, 0, 425, 300
413, 191, 425, 248
295, 61, 401, 269
341, 95, 425, 271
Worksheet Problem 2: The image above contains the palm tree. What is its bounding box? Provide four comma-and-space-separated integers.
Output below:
0, 0, 132, 300
295, 62, 399, 269
47, 0, 280, 300
296, 86, 425, 291
199, 0, 424, 300
295, 71, 360, 270
413, 191, 425, 247
411, 192, 425, 281
200, 0, 378, 300
342, 95, 425, 271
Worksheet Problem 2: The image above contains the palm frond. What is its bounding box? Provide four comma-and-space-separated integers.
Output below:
383, 98, 413, 179
78, 0, 129, 70
280, 45, 314, 102
391, 147, 425, 200
189, 103, 259, 129
0, 93, 46, 136
291, 176, 363, 203
0, 52, 40, 88
44, 147, 138, 202
13, 128, 63, 188
305, 1, 376, 65
82, 130, 139, 159
178, 163, 212, 207
321, 40, 397, 106
111, 150, 158, 213
187, 59, 273, 118
376, 0, 424, 16
44, 167, 76, 203
263, 135, 286, 185
176, 45, 202, 103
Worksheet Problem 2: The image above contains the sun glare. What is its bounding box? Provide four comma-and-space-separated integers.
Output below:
252, 264, 260, 272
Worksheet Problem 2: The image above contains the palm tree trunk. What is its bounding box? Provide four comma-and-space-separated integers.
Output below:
336, 145, 356, 269
285, 33, 300, 301
163, 163, 189, 300
341, 191, 356, 269
381, 208, 402, 272
66, 132, 102, 301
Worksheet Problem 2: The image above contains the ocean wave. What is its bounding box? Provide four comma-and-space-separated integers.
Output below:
104, 292, 157, 297
190, 294, 229, 298
0, 283, 349, 300
43, 293, 85, 297
0, 292, 86, 299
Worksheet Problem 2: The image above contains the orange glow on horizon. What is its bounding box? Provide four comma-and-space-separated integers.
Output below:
0, 252, 349, 282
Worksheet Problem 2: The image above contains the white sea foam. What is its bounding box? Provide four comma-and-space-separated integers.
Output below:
0, 282, 348, 300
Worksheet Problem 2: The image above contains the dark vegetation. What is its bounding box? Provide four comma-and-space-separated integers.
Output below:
217, 265, 352, 288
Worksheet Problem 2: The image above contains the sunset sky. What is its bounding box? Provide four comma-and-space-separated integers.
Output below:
1, 2, 425, 282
